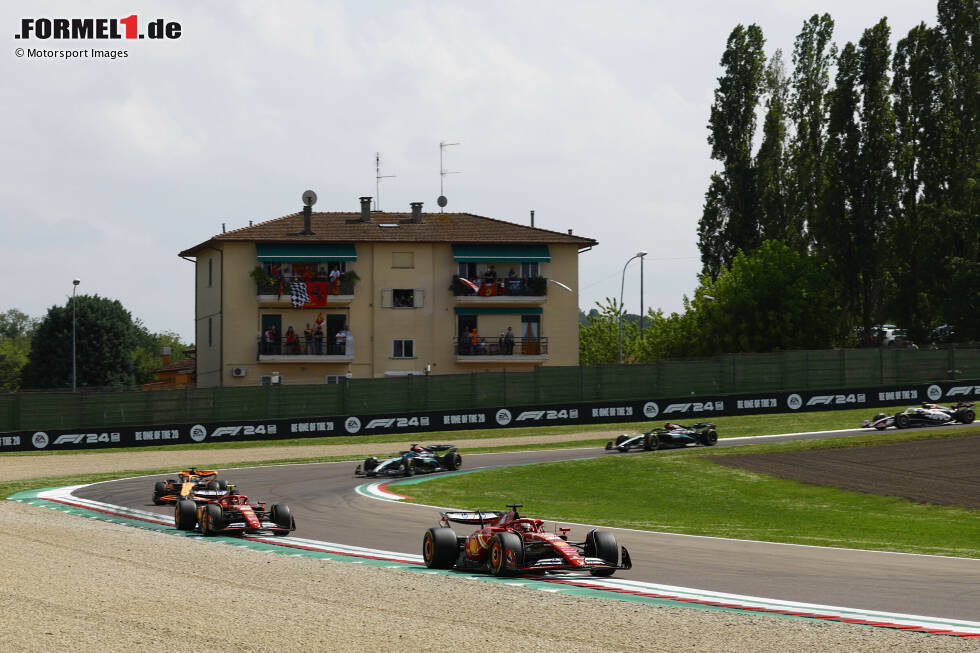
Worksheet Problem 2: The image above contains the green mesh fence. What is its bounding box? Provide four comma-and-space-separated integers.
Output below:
3, 347, 977, 432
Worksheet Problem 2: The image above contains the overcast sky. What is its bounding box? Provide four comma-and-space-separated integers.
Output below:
2, 1, 933, 342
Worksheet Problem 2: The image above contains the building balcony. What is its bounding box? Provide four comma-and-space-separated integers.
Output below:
450, 276, 547, 304
453, 336, 549, 363
257, 338, 354, 362
256, 277, 355, 307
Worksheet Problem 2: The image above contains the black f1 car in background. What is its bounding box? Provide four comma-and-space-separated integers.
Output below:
606, 422, 719, 452
422, 504, 631, 577
355, 444, 462, 477
173, 484, 295, 537
152, 467, 229, 505
861, 401, 975, 430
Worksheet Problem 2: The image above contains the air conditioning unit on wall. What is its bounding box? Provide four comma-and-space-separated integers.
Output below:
232, 366, 248, 377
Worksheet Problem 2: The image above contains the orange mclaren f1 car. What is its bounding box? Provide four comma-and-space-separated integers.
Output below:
152, 467, 228, 505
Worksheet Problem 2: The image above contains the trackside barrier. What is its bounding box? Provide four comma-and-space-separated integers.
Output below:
2, 379, 977, 452
1, 346, 977, 433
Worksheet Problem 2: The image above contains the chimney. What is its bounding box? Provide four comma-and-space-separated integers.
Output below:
359, 196, 372, 222
410, 201, 423, 223
567, 228, 573, 235
530, 210, 535, 227
161, 346, 172, 367
302, 205, 313, 235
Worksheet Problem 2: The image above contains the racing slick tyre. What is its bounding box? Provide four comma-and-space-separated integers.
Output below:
422, 527, 458, 569
440, 452, 460, 471
207, 481, 221, 490
174, 500, 197, 531
585, 530, 619, 577
895, 412, 911, 429
699, 429, 719, 446
152, 481, 167, 505
615, 434, 629, 447
270, 504, 294, 536
643, 433, 660, 451
954, 408, 975, 424
488, 532, 523, 577
403, 459, 415, 477
201, 504, 224, 536
362, 457, 379, 473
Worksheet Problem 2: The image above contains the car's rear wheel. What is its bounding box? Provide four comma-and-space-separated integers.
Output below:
895, 412, 911, 429
270, 504, 293, 535
206, 481, 221, 490
174, 500, 197, 531
152, 481, 167, 505
488, 532, 523, 577
202, 504, 223, 536
441, 451, 459, 471
954, 408, 975, 424
643, 433, 660, 451
699, 429, 718, 446
585, 530, 619, 577
422, 527, 458, 569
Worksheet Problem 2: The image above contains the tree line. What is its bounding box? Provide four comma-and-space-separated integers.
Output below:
0, 302, 190, 392
583, 0, 978, 365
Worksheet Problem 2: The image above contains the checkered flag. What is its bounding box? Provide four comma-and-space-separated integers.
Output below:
290, 279, 310, 308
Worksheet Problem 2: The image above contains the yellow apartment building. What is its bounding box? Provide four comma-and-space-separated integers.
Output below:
179, 197, 597, 387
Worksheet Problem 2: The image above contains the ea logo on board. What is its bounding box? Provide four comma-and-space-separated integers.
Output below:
642, 402, 659, 419
344, 416, 362, 434
495, 409, 512, 426
787, 394, 803, 410
926, 385, 942, 401
189, 424, 208, 442
31, 431, 49, 449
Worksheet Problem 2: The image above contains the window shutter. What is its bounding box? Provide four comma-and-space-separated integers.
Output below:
414, 288, 425, 308
381, 289, 393, 308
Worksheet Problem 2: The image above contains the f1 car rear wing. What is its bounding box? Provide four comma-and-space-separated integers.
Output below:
440, 510, 507, 525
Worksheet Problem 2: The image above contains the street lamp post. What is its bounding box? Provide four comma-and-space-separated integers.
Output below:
618, 251, 647, 364
72, 278, 80, 392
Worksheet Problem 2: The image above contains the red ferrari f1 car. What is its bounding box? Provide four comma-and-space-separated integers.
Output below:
422, 504, 631, 577
173, 485, 295, 537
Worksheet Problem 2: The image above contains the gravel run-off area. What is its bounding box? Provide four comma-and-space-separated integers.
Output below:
2, 433, 978, 652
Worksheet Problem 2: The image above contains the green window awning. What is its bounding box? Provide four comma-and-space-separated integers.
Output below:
256, 244, 357, 262
452, 244, 550, 263
454, 307, 543, 315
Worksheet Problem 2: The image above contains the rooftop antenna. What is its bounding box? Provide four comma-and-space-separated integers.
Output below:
439, 140, 460, 212
374, 152, 396, 211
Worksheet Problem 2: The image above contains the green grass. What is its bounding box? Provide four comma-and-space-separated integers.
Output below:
404, 427, 980, 558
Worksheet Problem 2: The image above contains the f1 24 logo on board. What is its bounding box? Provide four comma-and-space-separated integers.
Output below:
947, 386, 980, 397
805, 394, 866, 406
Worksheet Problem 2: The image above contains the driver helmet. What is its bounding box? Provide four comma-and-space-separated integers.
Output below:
412, 445, 424, 453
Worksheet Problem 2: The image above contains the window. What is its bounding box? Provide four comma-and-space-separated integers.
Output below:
521, 262, 539, 279
392, 252, 414, 269
392, 339, 414, 358
324, 375, 345, 384
382, 288, 425, 308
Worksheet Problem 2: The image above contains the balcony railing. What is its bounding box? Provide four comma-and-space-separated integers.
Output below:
453, 336, 548, 356
450, 276, 548, 297
257, 337, 353, 359
256, 276, 355, 297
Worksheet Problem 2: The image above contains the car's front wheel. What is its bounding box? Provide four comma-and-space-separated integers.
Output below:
585, 530, 619, 577
201, 504, 223, 536
152, 481, 167, 505
270, 504, 293, 535
895, 412, 911, 429
643, 433, 660, 451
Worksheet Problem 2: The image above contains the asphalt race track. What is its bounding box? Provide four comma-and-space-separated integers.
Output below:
75, 426, 980, 623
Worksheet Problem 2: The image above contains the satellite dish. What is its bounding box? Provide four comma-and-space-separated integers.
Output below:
437, 195, 448, 208
302, 190, 318, 206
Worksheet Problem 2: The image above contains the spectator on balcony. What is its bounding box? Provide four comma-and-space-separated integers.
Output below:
313, 322, 323, 354
507, 268, 520, 294
264, 325, 277, 354
469, 327, 483, 353
304, 324, 313, 354
484, 265, 497, 283
329, 265, 342, 295
504, 326, 515, 354
285, 326, 299, 354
